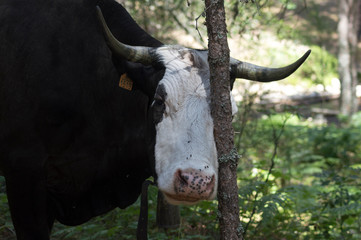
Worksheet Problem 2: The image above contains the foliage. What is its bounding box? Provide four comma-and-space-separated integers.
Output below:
121, 0, 338, 89
291, 45, 338, 87
1, 106, 360, 239
232, 97, 361, 240
119, 0, 206, 45
350, 112, 361, 127
0, 176, 15, 240
0, 0, 354, 239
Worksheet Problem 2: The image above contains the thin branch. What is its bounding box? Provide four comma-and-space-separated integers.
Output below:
195, 11, 205, 41
235, 91, 257, 152
170, 11, 192, 36
243, 114, 290, 237
264, 115, 290, 184
231, 0, 269, 35
195, 3, 214, 42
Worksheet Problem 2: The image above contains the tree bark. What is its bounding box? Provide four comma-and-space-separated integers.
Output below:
338, 0, 360, 116
205, 0, 243, 239
156, 191, 180, 229
348, 1, 360, 113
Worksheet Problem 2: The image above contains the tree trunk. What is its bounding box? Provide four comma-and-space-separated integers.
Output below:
205, 1, 243, 239
156, 191, 180, 229
338, 0, 360, 116
348, 1, 360, 113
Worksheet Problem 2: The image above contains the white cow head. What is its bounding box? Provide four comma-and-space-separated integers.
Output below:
151, 47, 238, 204
97, 7, 310, 205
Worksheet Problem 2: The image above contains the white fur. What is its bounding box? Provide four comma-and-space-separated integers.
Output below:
153, 46, 237, 204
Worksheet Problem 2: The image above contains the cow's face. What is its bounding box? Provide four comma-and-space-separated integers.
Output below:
97, 5, 310, 205
151, 46, 237, 205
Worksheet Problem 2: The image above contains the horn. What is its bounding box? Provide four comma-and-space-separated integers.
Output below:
96, 6, 155, 65
230, 50, 311, 82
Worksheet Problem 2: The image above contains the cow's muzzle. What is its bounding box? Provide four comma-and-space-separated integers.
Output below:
163, 168, 216, 205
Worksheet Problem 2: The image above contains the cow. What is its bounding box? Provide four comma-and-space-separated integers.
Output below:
0, 0, 310, 239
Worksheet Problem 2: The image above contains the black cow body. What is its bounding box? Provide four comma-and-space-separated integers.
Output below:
0, 0, 163, 239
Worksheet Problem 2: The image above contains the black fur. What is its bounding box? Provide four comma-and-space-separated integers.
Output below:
0, 0, 164, 239
152, 84, 167, 125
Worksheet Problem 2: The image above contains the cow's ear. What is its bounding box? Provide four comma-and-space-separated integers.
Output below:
125, 62, 165, 98
180, 50, 206, 70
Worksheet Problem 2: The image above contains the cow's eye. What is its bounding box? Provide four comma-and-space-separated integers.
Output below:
153, 93, 163, 102
152, 99, 166, 125
153, 99, 164, 106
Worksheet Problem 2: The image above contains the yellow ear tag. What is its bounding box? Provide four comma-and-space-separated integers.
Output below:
119, 73, 133, 91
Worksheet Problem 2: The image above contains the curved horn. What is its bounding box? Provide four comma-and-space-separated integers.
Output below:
96, 6, 155, 65
230, 50, 311, 82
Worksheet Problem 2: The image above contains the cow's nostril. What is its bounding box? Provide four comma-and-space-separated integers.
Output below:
175, 169, 215, 193
177, 169, 189, 186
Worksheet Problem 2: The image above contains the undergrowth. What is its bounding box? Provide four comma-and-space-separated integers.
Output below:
1, 108, 361, 239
